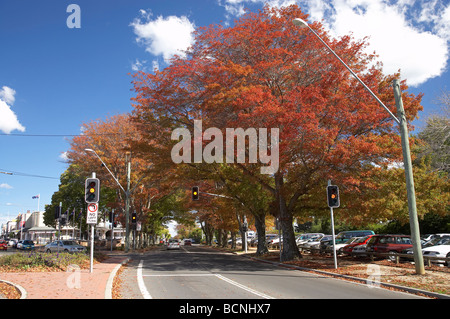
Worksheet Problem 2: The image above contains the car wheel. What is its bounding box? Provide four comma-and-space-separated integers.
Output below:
46, 249, 52, 253
64, 249, 69, 253
388, 251, 398, 262
445, 252, 450, 267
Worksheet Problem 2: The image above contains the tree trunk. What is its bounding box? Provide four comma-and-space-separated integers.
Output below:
276, 173, 301, 261
221, 230, 228, 248
254, 213, 269, 256
230, 231, 236, 249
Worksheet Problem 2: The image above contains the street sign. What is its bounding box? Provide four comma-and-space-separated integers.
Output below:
86, 203, 98, 224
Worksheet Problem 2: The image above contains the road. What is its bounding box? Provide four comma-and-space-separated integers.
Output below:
118, 245, 423, 300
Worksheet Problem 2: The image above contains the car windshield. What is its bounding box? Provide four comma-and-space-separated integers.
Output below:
437, 237, 450, 245
345, 237, 359, 244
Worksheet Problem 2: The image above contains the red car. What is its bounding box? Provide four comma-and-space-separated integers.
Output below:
0, 240, 7, 251
342, 235, 374, 255
366, 234, 412, 260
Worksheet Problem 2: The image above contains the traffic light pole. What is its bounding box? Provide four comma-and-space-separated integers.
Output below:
328, 180, 337, 269
90, 172, 95, 273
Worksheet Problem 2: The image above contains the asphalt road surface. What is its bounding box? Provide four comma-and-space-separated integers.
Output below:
118, 245, 424, 300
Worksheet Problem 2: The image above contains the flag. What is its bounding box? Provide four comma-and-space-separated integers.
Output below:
32, 195, 39, 199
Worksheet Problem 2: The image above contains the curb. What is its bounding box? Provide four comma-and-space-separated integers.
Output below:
104, 257, 130, 299
0, 279, 27, 299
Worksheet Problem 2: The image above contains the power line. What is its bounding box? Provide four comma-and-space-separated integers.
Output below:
0, 133, 122, 137
0, 168, 59, 180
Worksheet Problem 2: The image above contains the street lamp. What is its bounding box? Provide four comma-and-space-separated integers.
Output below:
85, 148, 131, 252
293, 18, 425, 275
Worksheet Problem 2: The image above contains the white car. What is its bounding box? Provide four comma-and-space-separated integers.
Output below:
326, 237, 361, 255
167, 239, 181, 250
296, 233, 325, 246
299, 235, 326, 251
421, 237, 450, 265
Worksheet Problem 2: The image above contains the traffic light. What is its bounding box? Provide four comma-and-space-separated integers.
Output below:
131, 212, 137, 224
192, 186, 199, 201
85, 178, 100, 203
327, 185, 340, 208
54, 206, 61, 220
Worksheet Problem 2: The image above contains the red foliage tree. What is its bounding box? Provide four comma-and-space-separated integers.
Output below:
131, 5, 423, 260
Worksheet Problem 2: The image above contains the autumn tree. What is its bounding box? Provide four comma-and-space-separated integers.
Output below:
131, 4, 423, 261
67, 114, 179, 247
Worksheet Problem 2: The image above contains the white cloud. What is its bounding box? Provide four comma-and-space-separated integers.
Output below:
298, 0, 449, 87
131, 58, 148, 72
220, 0, 449, 87
59, 152, 69, 162
0, 183, 13, 189
0, 86, 16, 105
131, 11, 196, 63
0, 86, 25, 134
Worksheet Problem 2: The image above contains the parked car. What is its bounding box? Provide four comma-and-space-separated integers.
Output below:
421, 237, 450, 265
184, 239, 192, 246
0, 240, 7, 250
325, 237, 361, 255
266, 234, 279, 245
18, 240, 34, 250
296, 233, 325, 246
351, 244, 368, 257
342, 235, 374, 255
167, 239, 181, 250
320, 230, 375, 253
298, 235, 326, 252
366, 234, 412, 260
45, 240, 86, 253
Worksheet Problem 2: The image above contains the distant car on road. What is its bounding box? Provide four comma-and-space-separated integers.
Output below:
167, 239, 181, 250
45, 240, 86, 253
183, 239, 192, 246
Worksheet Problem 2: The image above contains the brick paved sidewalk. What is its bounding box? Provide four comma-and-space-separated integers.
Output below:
0, 256, 128, 299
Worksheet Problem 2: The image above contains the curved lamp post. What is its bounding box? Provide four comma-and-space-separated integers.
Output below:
293, 18, 424, 275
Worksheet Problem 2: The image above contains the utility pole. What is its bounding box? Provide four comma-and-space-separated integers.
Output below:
393, 79, 425, 275
125, 152, 131, 252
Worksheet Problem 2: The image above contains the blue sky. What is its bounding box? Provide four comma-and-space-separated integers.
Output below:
0, 0, 449, 227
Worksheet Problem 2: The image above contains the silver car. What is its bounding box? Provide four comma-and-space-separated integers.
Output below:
45, 240, 87, 253
167, 239, 181, 250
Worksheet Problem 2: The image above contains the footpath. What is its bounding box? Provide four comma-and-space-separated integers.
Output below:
0, 255, 128, 299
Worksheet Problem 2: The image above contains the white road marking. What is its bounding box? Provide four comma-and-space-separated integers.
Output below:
214, 274, 274, 299
137, 260, 153, 299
